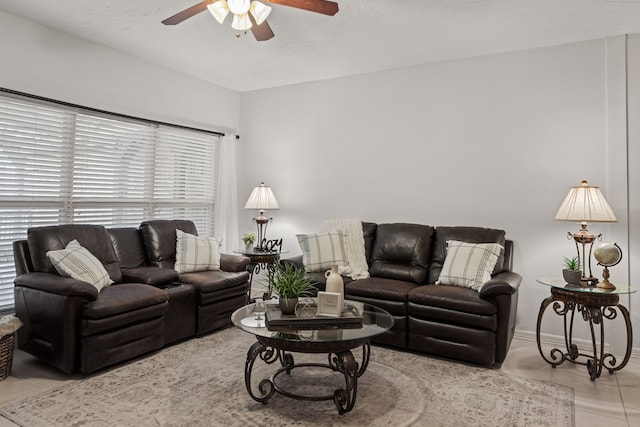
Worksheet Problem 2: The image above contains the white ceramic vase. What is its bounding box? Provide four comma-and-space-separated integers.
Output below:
325, 264, 344, 296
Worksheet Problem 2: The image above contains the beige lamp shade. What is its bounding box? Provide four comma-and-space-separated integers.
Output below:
554, 181, 617, 223
244, 182, 279, 211
245, 182, 279, 251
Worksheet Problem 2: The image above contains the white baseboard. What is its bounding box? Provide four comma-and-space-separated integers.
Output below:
514, 329, 640, 361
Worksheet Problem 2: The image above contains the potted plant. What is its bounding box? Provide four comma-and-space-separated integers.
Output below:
242, 232, 257, 251
272, 263, 316, 314
562, 256, 582, 285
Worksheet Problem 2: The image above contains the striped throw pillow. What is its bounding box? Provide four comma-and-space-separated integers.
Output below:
436, 240, 503, 291
297, 233, 347, 273
46, 239, 113, 292
175, 229, 221, 274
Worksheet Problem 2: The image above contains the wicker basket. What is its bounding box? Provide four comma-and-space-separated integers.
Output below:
0, 333, 15, 380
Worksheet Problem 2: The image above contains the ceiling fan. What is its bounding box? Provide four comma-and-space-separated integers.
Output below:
162, 0, 339, 41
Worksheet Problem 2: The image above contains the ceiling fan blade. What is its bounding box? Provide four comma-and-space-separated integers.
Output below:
267, 0, 339, 16
250, 16, 275, 41
162, 0, 213, 25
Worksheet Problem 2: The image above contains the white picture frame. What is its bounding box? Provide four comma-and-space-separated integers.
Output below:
317, 291, 343, 317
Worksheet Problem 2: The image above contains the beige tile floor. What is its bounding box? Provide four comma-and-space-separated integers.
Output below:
0, 276, 637, 426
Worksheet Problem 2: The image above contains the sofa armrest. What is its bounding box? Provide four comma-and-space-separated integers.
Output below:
14, 272, 99, 300
280, 256, 304, 269
479, 271, 522, 298
220, 254, 250, 272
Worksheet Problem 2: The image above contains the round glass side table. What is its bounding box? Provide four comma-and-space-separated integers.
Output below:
535, 277, 635, 381
233, 248, 289, 300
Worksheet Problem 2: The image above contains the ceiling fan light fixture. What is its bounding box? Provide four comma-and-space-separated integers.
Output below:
207, 0, 229, 24
250, 1, 272, 25
232, 12, 253, 31
227, 0, 251, 15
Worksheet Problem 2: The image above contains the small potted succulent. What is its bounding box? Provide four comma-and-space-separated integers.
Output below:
272, 263, 316, 315
242, 232, 257, 251
562, 256, 582, 285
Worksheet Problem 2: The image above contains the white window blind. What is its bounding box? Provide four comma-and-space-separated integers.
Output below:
0, 92, 221, 311
154, 126, 217, 235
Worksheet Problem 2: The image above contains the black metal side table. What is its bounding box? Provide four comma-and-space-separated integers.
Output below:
536, 277, 635, 381
233, 248, 288, 300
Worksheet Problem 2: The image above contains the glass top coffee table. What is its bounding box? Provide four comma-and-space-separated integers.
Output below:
232, 299, 394, 414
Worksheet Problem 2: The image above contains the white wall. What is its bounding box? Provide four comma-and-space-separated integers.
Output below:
626, 34, 640, 358
2, 7, 636, 355
239, 37, 637, 351
0, 10, 239, 133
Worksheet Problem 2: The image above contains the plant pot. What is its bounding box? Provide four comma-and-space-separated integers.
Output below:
279, 297, 298, 315
562, 269, 582, 286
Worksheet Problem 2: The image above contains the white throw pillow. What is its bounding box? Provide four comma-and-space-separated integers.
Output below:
436, 240, 503, 291
297, 233, 348, 273
46, 239, 113, 292
175, 229, 221, 274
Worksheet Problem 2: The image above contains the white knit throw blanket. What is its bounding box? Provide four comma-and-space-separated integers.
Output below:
0, 315, 22, 337
318, 218, 370, 280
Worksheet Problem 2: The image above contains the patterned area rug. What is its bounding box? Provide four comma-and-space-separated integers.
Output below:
0, 327, 574, 426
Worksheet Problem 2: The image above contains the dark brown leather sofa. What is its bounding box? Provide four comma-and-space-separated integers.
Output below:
12, 220, 250, 374
286, 222, 521, 368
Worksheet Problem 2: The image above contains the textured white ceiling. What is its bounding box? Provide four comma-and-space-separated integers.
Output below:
2, 0, 640, 92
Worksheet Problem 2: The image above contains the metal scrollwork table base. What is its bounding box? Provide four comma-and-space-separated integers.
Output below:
232, 301, 394, 415
536, 278, 634, 381
245, 337, 370, 414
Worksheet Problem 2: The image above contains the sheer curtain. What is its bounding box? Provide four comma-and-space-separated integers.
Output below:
214, 134, 239, 253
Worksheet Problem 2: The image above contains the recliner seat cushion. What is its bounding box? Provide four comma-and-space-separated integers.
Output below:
368, 223, 434, 284
345, 277, 418, 303
408, 284, 497, 316
179, 270, 250, 294
82, 283, 168, 320
408, 285, 499, 334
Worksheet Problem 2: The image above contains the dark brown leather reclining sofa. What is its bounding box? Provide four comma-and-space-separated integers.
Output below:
286, 222, 522, 368
12, 220, 250, 374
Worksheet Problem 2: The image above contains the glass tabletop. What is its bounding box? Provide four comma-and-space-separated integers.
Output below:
537, 277, 635, 295
232, 299, 394, 343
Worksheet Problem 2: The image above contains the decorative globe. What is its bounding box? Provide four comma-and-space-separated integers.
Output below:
594, 243, 622, 267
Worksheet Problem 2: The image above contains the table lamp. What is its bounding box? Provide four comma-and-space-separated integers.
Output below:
244, 182, 279, 251
554, 180, 617, 283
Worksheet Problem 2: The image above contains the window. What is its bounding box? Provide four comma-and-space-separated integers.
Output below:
0, 91, 221, 311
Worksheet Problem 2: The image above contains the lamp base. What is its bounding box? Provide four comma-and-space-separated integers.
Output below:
253, 213, 272, 251
568, 226, 602, 285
